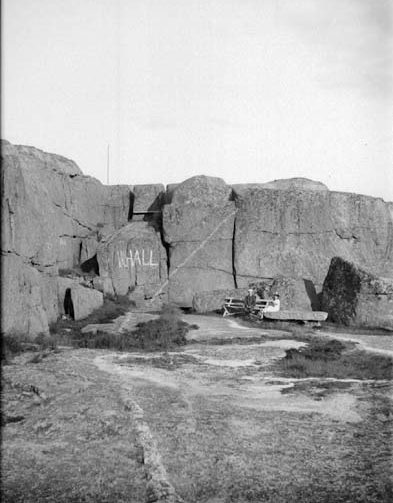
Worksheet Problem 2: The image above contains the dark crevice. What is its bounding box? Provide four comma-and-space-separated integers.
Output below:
128, 191, 135, 221
64, 288, 75, 319
232, 216, 238, 288
80, 254, 99, 275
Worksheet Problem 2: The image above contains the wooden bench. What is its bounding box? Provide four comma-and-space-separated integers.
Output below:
222, 297, 270, 317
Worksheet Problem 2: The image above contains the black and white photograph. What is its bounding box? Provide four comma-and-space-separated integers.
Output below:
2, 1, 393, 501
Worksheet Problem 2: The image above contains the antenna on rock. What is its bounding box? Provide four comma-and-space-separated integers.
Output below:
106, 144, 110, 185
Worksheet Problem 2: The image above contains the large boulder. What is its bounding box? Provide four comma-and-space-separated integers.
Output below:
234, 187, 393, 295
57, 277, 104, 321
96, 221, 168, 304
1, 140, 132, 336
163, 176, 236, 306
321, 257, 393, 330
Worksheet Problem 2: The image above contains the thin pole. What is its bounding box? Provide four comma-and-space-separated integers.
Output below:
106, 144, 110, 185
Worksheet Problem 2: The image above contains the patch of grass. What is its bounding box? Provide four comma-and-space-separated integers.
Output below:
277, 339, 393, 380
1, 334, 25, 362
1, 332, 63, 363
71, 304, 198, 352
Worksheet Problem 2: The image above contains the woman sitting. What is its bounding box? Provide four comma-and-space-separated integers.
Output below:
260, 293, 280, 319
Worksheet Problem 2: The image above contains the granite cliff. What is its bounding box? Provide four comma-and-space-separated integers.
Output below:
2, 140, 392, 335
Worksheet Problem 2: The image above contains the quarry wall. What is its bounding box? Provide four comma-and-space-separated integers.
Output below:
2, 139, 393, 335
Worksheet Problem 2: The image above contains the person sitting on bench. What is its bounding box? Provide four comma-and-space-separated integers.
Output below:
244, 288, 257, 313
260, 292, 280, 318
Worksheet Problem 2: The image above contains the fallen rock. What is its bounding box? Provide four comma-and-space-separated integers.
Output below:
192, 288, 249, 313
263, 311, 328, 321
321, 257, 393, 329
57, 278, 104, 321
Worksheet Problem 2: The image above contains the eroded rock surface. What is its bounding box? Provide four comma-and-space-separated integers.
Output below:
321, 257, 393, 330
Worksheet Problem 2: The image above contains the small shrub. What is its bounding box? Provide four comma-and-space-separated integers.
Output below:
278, 339, 393, 380
34, 333, 57, 350
71, 303, 197, 352
1, 334, 25, 362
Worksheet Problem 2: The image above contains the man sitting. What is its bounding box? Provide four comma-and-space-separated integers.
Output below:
244, 288, 257, 314
260, 292, 280, 319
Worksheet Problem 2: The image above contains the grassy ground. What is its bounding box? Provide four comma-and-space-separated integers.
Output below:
1, 349, 146, 503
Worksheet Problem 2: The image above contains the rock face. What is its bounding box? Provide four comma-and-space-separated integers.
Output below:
3, 139, 393, 336
163, 176, 236, 306
97, 221, 168, 304
2, 254, 58, 337
1, 140, 131, 336
234, 188, 393, 295
321, 257, 393, 330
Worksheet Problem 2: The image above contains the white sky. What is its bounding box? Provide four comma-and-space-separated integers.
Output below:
2, 0, 393, 200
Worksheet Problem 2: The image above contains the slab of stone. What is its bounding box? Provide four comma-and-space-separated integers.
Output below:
263, 311, 328, 321
57, 277, 103, 321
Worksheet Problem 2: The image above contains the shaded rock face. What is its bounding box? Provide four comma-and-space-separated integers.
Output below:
321, 257, 393, 329
234, 188, 393, 295
96, 221, 168, 304
163, 175, 236, 306
1, 140, 132, 335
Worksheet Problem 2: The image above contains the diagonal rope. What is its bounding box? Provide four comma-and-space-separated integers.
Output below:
151, 207, 238, 300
